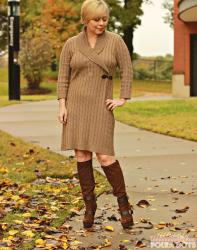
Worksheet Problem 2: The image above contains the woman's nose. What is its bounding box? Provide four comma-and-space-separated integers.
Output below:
98, 19, 104, 25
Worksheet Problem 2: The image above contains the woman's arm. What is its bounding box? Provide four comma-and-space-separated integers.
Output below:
57, 39, 72, 123
105, 35, 133, 111
115, 35, 133, 100
57, 39, 72, 101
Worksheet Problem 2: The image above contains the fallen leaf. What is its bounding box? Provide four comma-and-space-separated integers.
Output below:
8, 230, 19, 236
35, 238, 46, 247
170, 188, 178, 193
135, 240, 146, 248
107, 214, 118, 221
105, 225, 114, 232
0, 166, 8, 174
136, 200, 150, 208
102, 239, 112, 247
175, 206, 189, 213
22, 230, 35, 238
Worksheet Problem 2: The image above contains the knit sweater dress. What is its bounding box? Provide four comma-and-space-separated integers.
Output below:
57, 26, 133, 156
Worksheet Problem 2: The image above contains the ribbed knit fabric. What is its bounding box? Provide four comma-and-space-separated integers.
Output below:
57, 26, 133, 156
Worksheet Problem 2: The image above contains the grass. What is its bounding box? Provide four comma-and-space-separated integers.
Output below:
0, 67, 58, 107
0, 129, 110, 249
0, 67, 172, 107
114, 98, 197, 141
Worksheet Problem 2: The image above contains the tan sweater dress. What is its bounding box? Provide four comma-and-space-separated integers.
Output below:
57, 26, 133, 156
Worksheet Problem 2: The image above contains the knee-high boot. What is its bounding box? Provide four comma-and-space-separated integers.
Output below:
77, 159, 97, 228
101, 159, 134, 229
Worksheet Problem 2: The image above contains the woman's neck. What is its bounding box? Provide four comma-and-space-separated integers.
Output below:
85, 26, 99, 40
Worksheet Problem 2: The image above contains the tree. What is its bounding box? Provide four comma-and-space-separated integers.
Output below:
162, 0, 174, 28
41, 0, 80, 59
0, 0, 45, 51
0, 0, 7, 51
122, 0, 153, 57
20, 29, 52, 90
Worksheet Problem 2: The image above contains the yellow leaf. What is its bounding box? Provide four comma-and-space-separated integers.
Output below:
62, 242, 69, 249
8, 229, 18, 235
18, 199, 25, 204
35, 239, 46, 246
60, 235, 68, 243
11, 195, 20, 201
0, 167, 8, 174
71, 240, 82, 246
22, 212, 31, 217
7, 235, 14, 240
103, 238, 112, 247
53, 188, 61, 194
1, 223, 8, 230
72, 197, 81, 204
23, 154, 29, 159
51, 206, 59, 211
122, 239, 130, 244
22, 230, 35, 238
105, 225, 114, 232
14, 220, 23, 224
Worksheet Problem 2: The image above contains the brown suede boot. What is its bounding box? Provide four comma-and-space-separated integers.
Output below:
101, 159, 134, 229
77, 159, 97, 228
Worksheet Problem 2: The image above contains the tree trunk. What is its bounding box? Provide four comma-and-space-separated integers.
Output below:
123, 25, 134, 59
123, 0, 134, 59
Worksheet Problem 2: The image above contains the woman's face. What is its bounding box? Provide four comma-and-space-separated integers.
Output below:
86, 12, 109, 35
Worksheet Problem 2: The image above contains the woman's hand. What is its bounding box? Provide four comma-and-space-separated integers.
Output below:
58, 106, 68, 124
105, 98, 127, 111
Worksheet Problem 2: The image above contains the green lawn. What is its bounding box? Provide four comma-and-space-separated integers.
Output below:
0, 129, 109, 249
114, 98, 197, 141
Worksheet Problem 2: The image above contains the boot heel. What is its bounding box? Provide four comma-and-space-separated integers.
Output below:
118, 195, 134, 229
83, 210, 96, 228
83, 195, 97, 228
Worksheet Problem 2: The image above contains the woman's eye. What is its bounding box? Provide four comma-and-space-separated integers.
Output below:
93, 17, 108, 22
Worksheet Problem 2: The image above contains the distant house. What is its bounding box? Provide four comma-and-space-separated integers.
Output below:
173, 0, 197, 97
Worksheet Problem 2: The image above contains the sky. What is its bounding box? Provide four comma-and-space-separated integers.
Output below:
133, 0, 174, 57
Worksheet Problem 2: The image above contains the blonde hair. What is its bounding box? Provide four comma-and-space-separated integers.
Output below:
81, 0, 109, 24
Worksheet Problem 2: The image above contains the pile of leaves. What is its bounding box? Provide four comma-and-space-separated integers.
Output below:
0, 130, 109, 249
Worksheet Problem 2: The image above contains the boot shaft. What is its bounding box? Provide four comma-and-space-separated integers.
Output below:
77, 158, 95, 197
101, 159, 126, 198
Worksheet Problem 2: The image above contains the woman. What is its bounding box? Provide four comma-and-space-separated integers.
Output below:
57, 0, 134, 229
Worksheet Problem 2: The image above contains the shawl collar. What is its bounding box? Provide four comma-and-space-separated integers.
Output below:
76, 26, 109, 74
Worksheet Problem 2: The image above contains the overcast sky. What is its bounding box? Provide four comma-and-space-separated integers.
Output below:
133, 0, 174, 57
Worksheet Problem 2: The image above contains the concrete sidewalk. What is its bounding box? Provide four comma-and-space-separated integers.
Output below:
0, 100, 197, 249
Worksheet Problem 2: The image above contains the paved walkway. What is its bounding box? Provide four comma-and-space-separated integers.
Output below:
0, 99, 197, 249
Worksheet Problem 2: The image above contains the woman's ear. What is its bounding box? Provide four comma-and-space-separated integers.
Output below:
81, 17, 87, 25
80, 17, 84, 24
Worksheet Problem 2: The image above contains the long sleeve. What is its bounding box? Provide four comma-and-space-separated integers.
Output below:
115, 35, 133, 99
57, 39, 72, 100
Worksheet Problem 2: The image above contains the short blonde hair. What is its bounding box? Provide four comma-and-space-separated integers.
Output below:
81, 0, 109, 24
